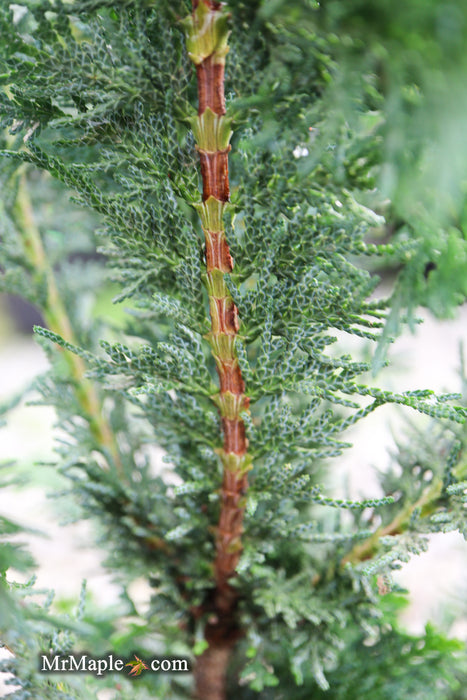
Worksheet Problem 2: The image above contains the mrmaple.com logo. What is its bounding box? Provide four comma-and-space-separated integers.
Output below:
39, 653, 191, 677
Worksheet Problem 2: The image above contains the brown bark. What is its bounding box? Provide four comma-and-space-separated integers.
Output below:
193, 613, 241, 700
190, 1, 249, 590
185, 2, 251, 698
198, 148, 231, 201
205, 232, 234, 273
197, 59, 226, 116
194, 644, 233, 700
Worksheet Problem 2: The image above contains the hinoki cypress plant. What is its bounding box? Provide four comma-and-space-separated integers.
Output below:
1, 1, 467, 699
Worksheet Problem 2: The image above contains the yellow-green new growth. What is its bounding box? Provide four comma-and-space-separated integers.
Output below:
182, 1, 230, 65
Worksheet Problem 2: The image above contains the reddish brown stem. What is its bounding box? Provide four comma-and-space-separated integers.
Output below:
189, 0, 249, 602
194, 615, 241, 699
185, 2, 251, 697
198, 147, 231, 201
197, 58, 226, 116
194, 644, 233, 700
205, 231, 234, 272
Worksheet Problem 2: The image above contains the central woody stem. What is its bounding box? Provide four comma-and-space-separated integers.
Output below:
183, 2, 251, 697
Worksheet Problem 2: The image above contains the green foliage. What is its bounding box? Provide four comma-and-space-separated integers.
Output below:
237, 595, 467, 699
315, 0, 467, 346
0, 478, 89, 698
0, 0, 466, 698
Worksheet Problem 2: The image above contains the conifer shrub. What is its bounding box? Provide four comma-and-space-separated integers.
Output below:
0, 1, 466, 698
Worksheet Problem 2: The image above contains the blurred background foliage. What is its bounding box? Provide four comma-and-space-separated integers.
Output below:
243, 0, 467, 373
315, 0, 467, 332
245, 0, 467, 382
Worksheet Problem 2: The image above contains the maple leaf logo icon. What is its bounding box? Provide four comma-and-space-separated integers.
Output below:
125, 655, 148, 677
